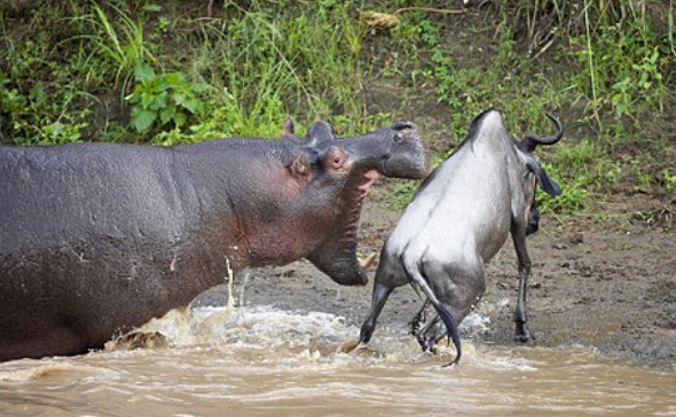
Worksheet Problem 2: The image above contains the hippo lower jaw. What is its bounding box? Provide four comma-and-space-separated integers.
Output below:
305, 170, 381, 286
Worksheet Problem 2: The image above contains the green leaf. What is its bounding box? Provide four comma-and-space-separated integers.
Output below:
131, 107, 156, 132
140, 92, 154, 109
182, 97, 203, 114
173, 111, 186, 127
172, 92, 186, 106
150, 92, 167, 110
164, 72, 184, 86
134, 63, 156, 83
159, 107, 175, 125
29, 82, 46, 105
191, 82, 208, 93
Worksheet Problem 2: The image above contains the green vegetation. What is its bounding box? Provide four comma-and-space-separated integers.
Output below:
127, 63, 207, 133
1, 0, 673, 215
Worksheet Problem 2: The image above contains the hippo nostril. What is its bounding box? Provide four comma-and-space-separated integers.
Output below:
392, 120, 414, 131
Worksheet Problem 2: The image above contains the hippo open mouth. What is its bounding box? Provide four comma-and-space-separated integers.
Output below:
298, 119, 431, 287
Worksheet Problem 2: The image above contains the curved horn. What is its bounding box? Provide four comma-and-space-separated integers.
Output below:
520, 112, 563, 152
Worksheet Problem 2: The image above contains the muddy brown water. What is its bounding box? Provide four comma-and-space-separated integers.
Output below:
1, 304, 674, 417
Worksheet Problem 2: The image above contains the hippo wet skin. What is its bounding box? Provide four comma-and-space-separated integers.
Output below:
0, 120, 431, 361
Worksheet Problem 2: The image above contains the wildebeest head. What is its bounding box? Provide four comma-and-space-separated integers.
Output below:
513, 112, 563, 235
283, 118, 432, 286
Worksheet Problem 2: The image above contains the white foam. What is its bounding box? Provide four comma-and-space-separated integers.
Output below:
460, 312, 491, 337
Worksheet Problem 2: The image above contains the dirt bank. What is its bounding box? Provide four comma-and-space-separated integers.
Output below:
194, 185, 675, 369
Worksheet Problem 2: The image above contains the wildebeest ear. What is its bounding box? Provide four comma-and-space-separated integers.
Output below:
527, 162, 561, 196
289, 152, 310, 179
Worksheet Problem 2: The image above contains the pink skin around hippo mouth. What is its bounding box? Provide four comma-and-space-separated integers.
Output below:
358, 170, 381, 198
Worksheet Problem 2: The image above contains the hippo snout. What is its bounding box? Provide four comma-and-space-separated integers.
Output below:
391, 120, 419, 142
327, 266, 369, 286
384, 121, 431, 179
339, 121, 432, 180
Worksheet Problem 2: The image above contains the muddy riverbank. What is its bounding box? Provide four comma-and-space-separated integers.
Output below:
195, 188, 675, 369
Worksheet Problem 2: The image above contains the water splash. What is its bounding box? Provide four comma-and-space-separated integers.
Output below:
460, 312, 491, 338
3, 305, 672, 417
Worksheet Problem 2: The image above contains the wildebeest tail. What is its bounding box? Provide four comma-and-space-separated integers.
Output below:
400, 252, 462, 367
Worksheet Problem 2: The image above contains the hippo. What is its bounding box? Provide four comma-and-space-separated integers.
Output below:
0, 119, 431, 361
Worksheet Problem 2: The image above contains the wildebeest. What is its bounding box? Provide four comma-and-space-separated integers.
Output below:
346, 109, 563, 366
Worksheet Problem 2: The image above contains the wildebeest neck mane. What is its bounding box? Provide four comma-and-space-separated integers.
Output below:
454, 107, 498, 154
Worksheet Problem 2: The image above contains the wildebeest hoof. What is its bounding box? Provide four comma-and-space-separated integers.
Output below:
514, 333, 535, 343
417, 336, 434, 353
338, 339, 361, 353
358, 252, 377, 269
419, 343, 435, 354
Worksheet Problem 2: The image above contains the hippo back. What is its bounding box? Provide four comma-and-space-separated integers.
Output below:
0, 144, 217, 360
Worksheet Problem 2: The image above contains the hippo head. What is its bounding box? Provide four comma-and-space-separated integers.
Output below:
341, 120, 432, 179
290, 119, 431, 286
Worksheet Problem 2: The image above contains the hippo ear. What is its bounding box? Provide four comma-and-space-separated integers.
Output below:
527, 161, 561, 196
304, 121, 336, 148
288, 152, 310, 179
282, 117, 295, 139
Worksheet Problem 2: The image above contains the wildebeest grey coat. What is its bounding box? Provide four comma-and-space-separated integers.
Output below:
350, 109, 563, 366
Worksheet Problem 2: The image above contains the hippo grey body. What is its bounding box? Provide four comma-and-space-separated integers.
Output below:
0, 121, 431, 361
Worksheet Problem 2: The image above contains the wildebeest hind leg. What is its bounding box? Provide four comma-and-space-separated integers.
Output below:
409, 299, 431, 335
416, 313, 441, 352
511, 225, 534, 342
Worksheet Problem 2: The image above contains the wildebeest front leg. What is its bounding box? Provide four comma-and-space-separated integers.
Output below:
359, 281, 393, 344
511, 226, 534, 342
340, 282, 392, 353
